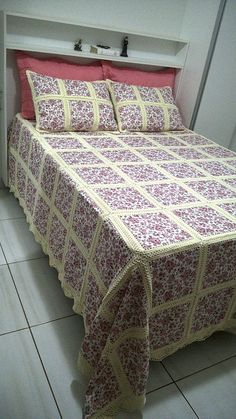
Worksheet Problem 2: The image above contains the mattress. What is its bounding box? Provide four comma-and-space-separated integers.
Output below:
8, 114, 236, 418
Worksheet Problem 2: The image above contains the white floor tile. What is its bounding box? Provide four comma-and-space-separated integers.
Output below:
0, 218, 45, 263
162, 331, 236, 380
32, 315, 177, 418
0, 188, 25, 220
32, 316, 86, 419
0, 245, 6, 265
0, 329, 61, 419
178, 357, 236, 419
0, 265, 27, 334
117, 384, 197, 418
10, 258, 74, 326
147, 361, 172, 393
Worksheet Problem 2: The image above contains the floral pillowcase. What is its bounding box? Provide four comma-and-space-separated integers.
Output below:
107, 80, 184, 132
26, 70, 118, 132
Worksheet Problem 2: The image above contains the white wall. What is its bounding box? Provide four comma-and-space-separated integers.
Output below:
0, 0, 187, 38
230, 127, 236, 152
194, 0, 236, 148
176, 0, 221, 127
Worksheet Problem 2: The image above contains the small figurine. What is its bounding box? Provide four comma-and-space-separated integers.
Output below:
120, 36, 128, 57
74, 39, 82, 52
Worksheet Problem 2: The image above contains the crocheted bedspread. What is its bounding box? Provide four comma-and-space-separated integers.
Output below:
9, 114, 236, 418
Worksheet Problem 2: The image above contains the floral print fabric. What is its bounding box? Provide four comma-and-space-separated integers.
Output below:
9, 114, 236, 418
26, 71, 117, 132
108, 80, 184, 132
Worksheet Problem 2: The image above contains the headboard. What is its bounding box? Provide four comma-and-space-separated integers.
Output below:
0, 10, 189, 185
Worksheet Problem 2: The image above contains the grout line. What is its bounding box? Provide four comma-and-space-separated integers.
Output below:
174, 353, 236, 383
146, 381, 173, 395
160, 361, 200, 418
173, 381, 200, 418
29, 330, 63, 419
30, 313, 77, 328
0, 243, 7, 265
160, 360, 175, 381
0, 326, 29, 338
7, 255, 48, 265
158, 352, 236, 387
0, 244, 63, 419
158, 353, 236, 418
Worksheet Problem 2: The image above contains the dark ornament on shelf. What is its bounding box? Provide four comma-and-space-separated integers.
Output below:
96, 44, 111, 49
120, 36, 128, 57
74, 39, 82, 51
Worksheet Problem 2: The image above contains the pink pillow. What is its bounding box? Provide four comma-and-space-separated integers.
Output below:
16, 51, 104, 119
102, 61, 175, 89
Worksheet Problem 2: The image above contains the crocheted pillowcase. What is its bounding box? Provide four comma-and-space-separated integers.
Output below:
107, 80, 184, 132
26, 70, 118, 132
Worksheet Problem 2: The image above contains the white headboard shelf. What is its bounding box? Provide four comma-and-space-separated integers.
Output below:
5, 11, 188, 69
0, 10, 189, 184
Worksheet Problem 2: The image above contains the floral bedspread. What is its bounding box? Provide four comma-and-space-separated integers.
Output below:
9, 114, 236, 418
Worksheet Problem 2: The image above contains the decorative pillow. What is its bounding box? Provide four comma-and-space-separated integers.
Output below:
107, 80, 184, 132
102, 61, 175, 88
26, 71, 118, 132
16, 51, 104, 119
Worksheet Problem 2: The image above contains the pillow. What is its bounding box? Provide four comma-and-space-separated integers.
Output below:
26, 71, 118, 132
16, 51, 104, 119
107, 80, 184, 132
102, 61, 175, 88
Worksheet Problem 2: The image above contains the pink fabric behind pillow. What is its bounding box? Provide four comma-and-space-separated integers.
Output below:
102, 61, 175, 89
16, 51, 104, 119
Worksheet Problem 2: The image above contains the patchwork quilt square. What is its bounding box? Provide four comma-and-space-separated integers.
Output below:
119, 164, 167, 182
186, 180, 236, 200
75, 167, 125, 184
59, 151, 102, 165
101, 150, 141, 162
138, 149, 176, 161
202, 240, 236, 288
160, 162, 205, 178
178, 134, 213, 146
84, 137, 122, 149
202, 146, 236, 159
195, 161, 236, 176
171, 147, 209, 160
174, 206, 236, 236
151, 248, 199, 305
145, 183, 199, 206
95, 187, 154, 210
121, 212, 192, 249
219, 203, 236, 217
191, 288, 234, 332
150, 303, 190, 349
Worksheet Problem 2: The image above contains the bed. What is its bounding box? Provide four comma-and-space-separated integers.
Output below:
8, 109, 236, 418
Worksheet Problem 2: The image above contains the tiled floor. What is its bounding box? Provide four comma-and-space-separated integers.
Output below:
1, 185, 236, 419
